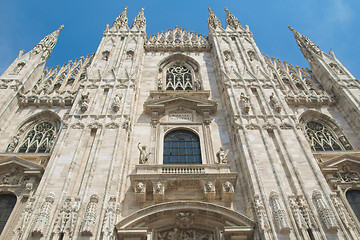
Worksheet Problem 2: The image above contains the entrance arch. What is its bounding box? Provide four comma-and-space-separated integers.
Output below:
116, 201, 254, 240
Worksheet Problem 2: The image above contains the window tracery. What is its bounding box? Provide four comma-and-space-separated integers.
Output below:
18, 121, 58, 153
163, 130, 201, 164
165, 65, 193, 91
304, 121, 343, 151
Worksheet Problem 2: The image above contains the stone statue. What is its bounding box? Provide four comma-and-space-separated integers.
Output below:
154, 182, 163, 193
6, 134, 20, 152
137, 143, 150, 164
112, 94, 122, 112
204, 181, 213, 192
223, 181, 233, 192
135, 182, 144, 193
216, 147, 229, 163
157, 78, 163, 90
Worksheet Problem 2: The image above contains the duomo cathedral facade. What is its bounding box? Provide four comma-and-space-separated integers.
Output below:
0, 6, 359, 240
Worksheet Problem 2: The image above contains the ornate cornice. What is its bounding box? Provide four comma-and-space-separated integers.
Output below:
145, 26, 210, 52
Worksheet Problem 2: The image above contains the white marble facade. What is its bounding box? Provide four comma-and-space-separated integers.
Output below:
0, 6, 359, 240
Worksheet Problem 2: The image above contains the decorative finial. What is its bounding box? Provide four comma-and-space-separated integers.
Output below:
59, 25, 64, 30
125, 6, 128, 11
225, 7, 241, 30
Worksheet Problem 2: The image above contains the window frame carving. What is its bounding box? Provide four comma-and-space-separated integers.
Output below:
157, 54, 202, 91
6, 111, 61, 154
163, 128, 202, 165
299, 110, 353, 152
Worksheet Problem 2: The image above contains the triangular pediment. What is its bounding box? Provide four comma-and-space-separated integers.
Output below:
0, 156, 43, 173
144, 92, 217, 115
320, 154, 360, 172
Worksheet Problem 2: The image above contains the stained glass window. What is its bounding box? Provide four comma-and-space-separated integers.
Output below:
163, 130, 201, 164
305, 121, 342, 151
18, 121, 57, 153
166, 65, 193, 90
346, 190, 360, 221
0, 194, 16, 234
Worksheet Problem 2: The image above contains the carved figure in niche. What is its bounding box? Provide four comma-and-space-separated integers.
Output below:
137, 143, 150, 164
194, 78, 201, 90
204, 181, 214, 192
11, 62, 25, 75
126, 50, 134, 60
269, 92, 281, 113
329, 63, 343, 74
248, 51, 257, 61
80, 92, 89, 112
240, 92, 250, 113
102, 51, 110, 61
157, 78, 163, 90
112, 94, 122, 112
6, 134, 20, 152
339, 135, 352, 150
216, 147, 229, 164
224, 51, 232, 61
135, 182, 144, 193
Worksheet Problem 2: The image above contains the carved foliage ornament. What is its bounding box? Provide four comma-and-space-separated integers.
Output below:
33, 193, 55, 235
334, 165, 360, 183
269, 191, 290, 233
312, 190, 338, 231
81, 194, 99, 236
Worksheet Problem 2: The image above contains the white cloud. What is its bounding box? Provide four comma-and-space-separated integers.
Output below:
331, 0, 352, 22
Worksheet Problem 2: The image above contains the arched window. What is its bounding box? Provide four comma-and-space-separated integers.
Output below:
346, 190, 360, 221
0, 194, 16, 234
18, 121, 58, 153
163, 130, 201, 164
166, 65, 193, 90
304, 121, 343, 151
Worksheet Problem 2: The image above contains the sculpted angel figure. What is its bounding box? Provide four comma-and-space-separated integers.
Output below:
137, 143, 151, 164
216, 147, 229, 164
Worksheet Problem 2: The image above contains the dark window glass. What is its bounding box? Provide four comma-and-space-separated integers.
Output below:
0, 194, 16, 234
163, 130, 201, 164
347, 190, 360, 221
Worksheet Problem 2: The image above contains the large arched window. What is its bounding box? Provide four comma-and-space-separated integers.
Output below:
346, 190, 360, 221
163, 130, 201, 164
166, 65, 193, 90
0, 194, 16, 234
18, 121, 58, 153
305, 121, 343, 151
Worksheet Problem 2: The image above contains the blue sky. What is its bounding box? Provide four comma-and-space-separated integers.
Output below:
1, 0, 359, 78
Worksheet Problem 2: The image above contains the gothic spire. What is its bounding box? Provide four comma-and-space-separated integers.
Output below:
288, 26, 322, 56
111, 6, 129, 31
207, 8, 223, 30
224, 7, 242, 30
32, 25, 64, 60
131, 7, 146, 30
